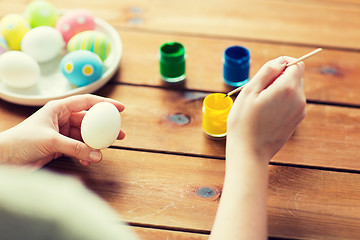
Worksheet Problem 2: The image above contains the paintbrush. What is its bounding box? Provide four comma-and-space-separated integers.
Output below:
224, 48, 322, 97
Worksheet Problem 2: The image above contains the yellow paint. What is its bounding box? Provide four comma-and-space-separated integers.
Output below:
202, 93, 233, 138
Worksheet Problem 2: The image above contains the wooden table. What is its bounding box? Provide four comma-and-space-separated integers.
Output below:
1, 0, 360, 239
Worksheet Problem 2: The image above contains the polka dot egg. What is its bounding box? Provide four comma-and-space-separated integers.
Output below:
0, 14, 30, 50
25, 0, 59, 28
67, 30, 111, 61
0, 35, 8, 55
56, 9, 95, 43
60, 50, 104, 87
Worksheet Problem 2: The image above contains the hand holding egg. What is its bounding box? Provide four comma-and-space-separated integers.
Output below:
0, 94, 125, 168
81, 102, 122, 149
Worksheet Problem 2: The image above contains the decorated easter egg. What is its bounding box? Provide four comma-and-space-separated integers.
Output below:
0, 35, 9, 55
67, 30, 110, 61
25, 0, 58, 28
60, 50, 104, 87
0, 14, 30, 50
21, 26, 64, 62
55, 9, 95, 43
81, 102, 121, 149
0, 51, 40, 88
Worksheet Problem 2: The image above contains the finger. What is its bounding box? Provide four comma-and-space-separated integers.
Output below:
118, 129, 126, 140
79, 160, 91, 166
55, 94, 125, 113
246, 57, 288, 93
70, 112, 86, 128
54, 134, 103, 163
69, 127, 82, 141
269, 58, 305, 91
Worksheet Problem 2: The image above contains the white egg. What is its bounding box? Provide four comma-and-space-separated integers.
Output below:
21, 26, 64, 62
81, 102, 121, 149
0, 51, 40, 88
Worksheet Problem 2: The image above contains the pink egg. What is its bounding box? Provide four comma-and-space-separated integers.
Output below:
55, 9, 95, 43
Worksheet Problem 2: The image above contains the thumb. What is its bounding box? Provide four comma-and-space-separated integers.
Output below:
247, 56, 287, 93
54, 134, 102, 163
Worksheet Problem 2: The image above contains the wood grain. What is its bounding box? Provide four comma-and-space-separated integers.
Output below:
45, 149, 360, 240
2, 85, 360, 171
0, 0, 359, 50
98, 84, 360, 171
132, 227, 208, 240
116, 30, 360, 106
0, 1, 358, 239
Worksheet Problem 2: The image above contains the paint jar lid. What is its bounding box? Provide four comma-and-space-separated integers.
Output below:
223, 45, 250, 87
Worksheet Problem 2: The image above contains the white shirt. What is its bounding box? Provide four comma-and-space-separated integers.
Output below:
0, 166, 139, 240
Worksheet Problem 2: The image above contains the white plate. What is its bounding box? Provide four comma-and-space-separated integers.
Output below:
0, 17, 122, 106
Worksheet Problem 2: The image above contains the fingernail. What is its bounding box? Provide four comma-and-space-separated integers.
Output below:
278, 56, 287, 65
89, 151, 102, 162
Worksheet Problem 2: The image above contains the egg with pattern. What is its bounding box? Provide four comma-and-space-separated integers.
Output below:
0, 14, 30, 50
25, 0, 59, 28
60, 50, 104, 87
67, 30, 111, 62
56, 9, 95, 43
0, 35, 8, 55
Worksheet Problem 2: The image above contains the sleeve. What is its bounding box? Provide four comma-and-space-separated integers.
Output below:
0, 166, 140, 240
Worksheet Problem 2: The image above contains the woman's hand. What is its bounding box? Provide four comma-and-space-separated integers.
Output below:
210, 57, 306, 240
0, 94, 125, 169
227, 56, 306, 162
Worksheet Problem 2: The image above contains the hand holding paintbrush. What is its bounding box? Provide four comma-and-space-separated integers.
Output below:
224, 48, 322, 97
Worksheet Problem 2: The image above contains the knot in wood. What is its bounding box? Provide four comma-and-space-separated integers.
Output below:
196, 187, 220, 199
319, 66, 341, 76
168, 113, 191, 125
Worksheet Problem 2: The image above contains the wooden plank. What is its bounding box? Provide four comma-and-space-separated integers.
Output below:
1, 29, 360, 106
45, 150, 224, 233
116, 30, 360, 106
98, 84, 360, 171
45, 149, 360, 239
283, 0, 360, 7
0, 0, 359, 50
2, 85, 360, 171
132, 226, 208, 240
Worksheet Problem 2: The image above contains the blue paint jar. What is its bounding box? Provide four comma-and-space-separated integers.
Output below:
223, 46, 250, 87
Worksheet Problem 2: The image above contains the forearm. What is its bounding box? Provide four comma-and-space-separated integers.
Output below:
210, 142, 269, 240
0, 125, 34, 166
0, 131, 13, 165
0, 128, 18, 164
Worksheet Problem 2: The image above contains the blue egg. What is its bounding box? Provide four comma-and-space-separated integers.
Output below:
60, 50, 104, 87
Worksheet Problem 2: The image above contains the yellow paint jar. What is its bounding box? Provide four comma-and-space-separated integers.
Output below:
202, 93, 233, 138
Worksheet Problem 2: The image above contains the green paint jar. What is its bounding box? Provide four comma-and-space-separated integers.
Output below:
159, 42, 185, 83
